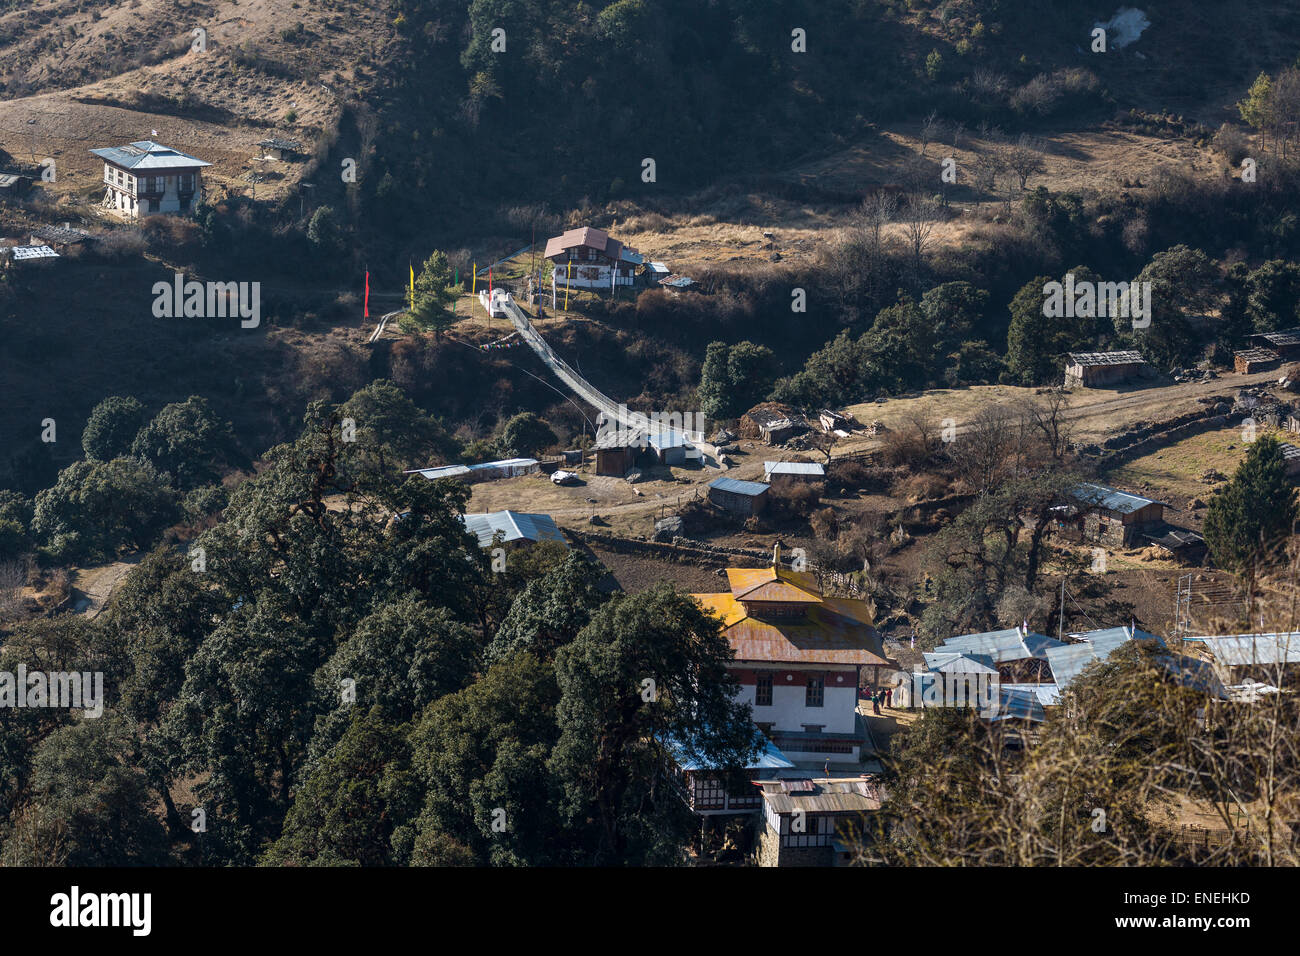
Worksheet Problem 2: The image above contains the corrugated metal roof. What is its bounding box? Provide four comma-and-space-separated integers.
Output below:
468, 457, 539, 471
667, 728, 795, 772
1070, 482, 1164, 515
1198, 633, 1300, 666
1257, 329, 1300, 347
923, 651, 999, 674
461, 511, 566, 548
757, 777, 883, 815
693, 580, 887, 666
726, 567, 823, 603
709, 476, 769, 497
1235, 348, 1280, 362
764, 461, 826, 478
406, 464, 471, 480
646, 429, 688, 451
90, 141, 212, 170
8, 245, 58, 261
938, 628, 1066, 662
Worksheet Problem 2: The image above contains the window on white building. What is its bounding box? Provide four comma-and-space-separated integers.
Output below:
806, 676, 824, 708
755, 673, 773, 706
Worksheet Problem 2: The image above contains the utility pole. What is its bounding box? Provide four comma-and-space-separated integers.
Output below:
1058, 576, 1066, 642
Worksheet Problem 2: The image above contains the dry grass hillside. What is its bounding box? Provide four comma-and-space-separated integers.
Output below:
0, 0, 391, 202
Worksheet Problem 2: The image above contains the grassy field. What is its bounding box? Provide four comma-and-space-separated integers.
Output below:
1103, 424, 1276, 508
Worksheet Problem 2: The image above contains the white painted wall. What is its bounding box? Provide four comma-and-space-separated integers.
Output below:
735, 675, 858, 734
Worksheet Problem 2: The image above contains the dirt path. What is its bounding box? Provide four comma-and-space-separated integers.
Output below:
69, 553, 142, 617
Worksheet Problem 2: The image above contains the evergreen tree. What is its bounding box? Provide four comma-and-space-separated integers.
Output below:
1203, 434, 1299, 572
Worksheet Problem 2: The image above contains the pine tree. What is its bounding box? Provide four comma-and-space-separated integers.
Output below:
1203, 434, 1298, 572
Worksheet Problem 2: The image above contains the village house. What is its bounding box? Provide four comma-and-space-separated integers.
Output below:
1250, 328, 1300, 361
691, 550, 889, 764
755, 776, 882, 867
740, 403, 809, 445
1046, 626, 1162, 691
1195, 632, 1300, 691
708, 476, 770, 516
90, 141, 211, 219
1234, 348, 1281, 374
1067, 482, 1167, 547
544, 226, 641, 290
764, 461, 826, 485
1064, 350, 1151, 388
460, 511, 567, 550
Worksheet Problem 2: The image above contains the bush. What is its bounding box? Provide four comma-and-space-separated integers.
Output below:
766, 480, 823, 519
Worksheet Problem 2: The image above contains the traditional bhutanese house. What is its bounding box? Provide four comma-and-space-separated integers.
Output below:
1234, 348, 1281, 374
1195, 632, 1300, 689
755, 776, 883, 867
257, 138, 303, 162
934, 626, 1066, 683
667, 728, 795, 817
90, 141, 210, 219
708, 476, 770, 516
764, 461, 826, 485
461, 510, 566, 549
1143, 528, 1208, 564
544, 226, 640, 290
1064, 350, 1149, 387
1250, 328, 1300, 361
739, 403, 809, 445
692, 553, 890, 764
1, 244, 59, 269
1068, 482, 1167, 547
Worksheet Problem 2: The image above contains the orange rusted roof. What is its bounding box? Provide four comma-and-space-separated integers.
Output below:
693, 574, 887, 667
726, 567, 823, 603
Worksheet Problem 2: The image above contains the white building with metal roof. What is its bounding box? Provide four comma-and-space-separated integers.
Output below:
89, 141, 211, 219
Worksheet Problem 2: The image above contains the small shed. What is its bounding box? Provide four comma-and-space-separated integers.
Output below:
257, 138, 303, 161
594, 427, 646, 476
1143, 528, 1208, 564
2, 244, 59, 268
646, 428, 690, 467
764, 461, 826, 484
1251, 328, 1300, 361
1064, 350, 1149, 387
1235, 348, 1281, 374
30, 224, 94, 251
708, 476, 770, 516
468, 457, 540, 481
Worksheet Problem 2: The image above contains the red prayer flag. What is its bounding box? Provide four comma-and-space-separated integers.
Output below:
364, 271, 370, 318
